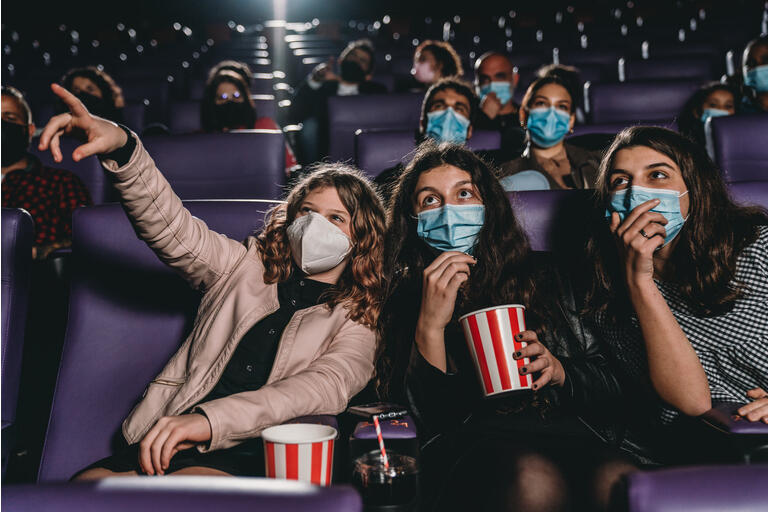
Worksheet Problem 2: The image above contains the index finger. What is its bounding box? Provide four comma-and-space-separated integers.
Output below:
425, 251, 476, 273
50, 83, 89, 117
616, 199, 662, 231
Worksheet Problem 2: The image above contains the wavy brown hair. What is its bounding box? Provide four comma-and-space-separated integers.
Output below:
255, 163, 386, 328
376, 140, 548, 399
584, 126, 768, 320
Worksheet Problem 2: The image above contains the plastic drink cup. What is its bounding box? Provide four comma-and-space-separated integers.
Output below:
459, 304, 533, 397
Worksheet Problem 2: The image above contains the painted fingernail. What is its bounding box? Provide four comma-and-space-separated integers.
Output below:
516, 334, 523, 340
533, 384, 538, 389
520, 367, 527, 374
514, 351, 522, 358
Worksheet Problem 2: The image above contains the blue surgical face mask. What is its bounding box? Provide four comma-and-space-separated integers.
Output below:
605, 185, 689, 246
744, 64, 768, 93
526, 107, 571, 148
426, 107, 470, 144
416, 204, 485, 254
700, 108, 731, 125
478, 81, 513, 106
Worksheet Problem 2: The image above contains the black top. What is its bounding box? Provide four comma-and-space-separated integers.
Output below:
473, 109, 527, 158
202, 271, 332, 403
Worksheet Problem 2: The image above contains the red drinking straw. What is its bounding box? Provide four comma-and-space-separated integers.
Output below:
372, 415, 389, 469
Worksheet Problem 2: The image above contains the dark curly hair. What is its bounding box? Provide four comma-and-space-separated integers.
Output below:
375, 140, 546, 398
255, 163, 386, 328
419, 77, 479, 137
584, 126, 768, 321
60, 66, 124, 121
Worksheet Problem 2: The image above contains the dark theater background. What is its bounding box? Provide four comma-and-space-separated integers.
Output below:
2, 0, 767, 510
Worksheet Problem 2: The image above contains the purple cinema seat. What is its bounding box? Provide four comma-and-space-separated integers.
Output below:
37, 200, 282, 482
467, 130, 502, 151
570, 119, 677, 137
354, 129, 415, 179
1, 208, 34, 473
728, 181, 768, 209
327, 93, 424, 161
142, 131, 286, 200
627, 465, 768, 512
3, 478, 362, 512
252, 94, 278, 121
585, 80, 700, 123
122, 101, 147, 134
708, 114, 768, 183
32, 136, 115, 204
621, 57, 715, 82
168, 100, 202, 134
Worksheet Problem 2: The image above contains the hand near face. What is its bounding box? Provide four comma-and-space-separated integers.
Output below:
480, 92, 502, 119
418, 251, 476, 334
138, 413, 212, 475
609, 199, 667, 287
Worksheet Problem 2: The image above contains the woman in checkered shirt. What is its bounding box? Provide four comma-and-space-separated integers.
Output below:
584, 126, 768, 463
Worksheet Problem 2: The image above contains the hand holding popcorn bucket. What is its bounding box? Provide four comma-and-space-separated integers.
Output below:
261, 423, 337, 486
459, 304, 533, 397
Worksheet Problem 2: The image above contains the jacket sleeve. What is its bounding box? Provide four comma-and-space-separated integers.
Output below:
100, 132, 247, 291
193, 318, 377, 451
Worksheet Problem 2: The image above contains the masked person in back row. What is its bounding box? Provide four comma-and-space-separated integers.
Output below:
38, 83, 386, 479
290, 39, 387, 161
740, 35, 768, 113
583, 126, 768, 466
677, 82, 738, 148
498, 76, 601, 191
374, 78, 515, 203
473, 52, 526, 157
201, 67, 298, 175
58, 66, 125, 124
406, 40, 464, 91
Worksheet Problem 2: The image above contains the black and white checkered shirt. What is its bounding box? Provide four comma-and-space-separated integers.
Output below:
595, 225, 768, 424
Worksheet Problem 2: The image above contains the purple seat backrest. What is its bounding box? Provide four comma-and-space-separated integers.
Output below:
709, 115, 768, 183
1, 209, 34, 430
4, 479, 363, 511
328, 93, 423, 161
142, 131, 286, 200
355, 129, 415, 178
252, 94, 277, 120
123, 102, 147, 134
32, 136, 114, 204
623, 57, 715, 82
38, 200, 282, 482
468, 130, 502, 151
570, 119, 677, 137
727, 181, 768, 209
169, 100, 202, 134
586, 80, 699, 123
628, 465, 768, 512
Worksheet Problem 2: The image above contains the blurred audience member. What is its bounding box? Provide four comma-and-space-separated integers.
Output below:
678, 82, 737, 147
473, 52, 525, 155
499, 76, 601, 190
206, 59, 253, 85
741, 35, 768, 113
202, 68, 298, 175
410, 40, 464, 87
291, 39, 386, 161
1, 86, 91, 259
59, 66, 125, 123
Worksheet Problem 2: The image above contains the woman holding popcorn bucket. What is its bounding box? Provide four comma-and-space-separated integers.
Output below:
377, 140, 633, 512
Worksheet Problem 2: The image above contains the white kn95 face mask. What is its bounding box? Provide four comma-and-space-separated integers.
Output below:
286, 211, 352, 275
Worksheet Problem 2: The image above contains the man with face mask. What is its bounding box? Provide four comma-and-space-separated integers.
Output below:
741, 35, 768, 113
290, 39, 387, 161
473, 52, 526, 158
1, 86, 92, 259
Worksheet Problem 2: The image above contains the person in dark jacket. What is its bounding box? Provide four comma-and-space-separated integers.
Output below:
376, 140, 633, 511
499, 76, 602, 191
290, 39, 387, 161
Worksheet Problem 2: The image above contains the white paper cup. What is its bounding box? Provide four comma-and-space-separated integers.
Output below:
261, 423, 337, 486
459, 305, 533, 397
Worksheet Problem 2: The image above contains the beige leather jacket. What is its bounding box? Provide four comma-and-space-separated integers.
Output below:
103, 136, 377, 451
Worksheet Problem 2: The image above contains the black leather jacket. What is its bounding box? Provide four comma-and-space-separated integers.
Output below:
402, 254, 625, 446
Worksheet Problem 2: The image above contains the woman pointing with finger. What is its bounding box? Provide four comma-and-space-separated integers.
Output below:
38, 83, 386, 479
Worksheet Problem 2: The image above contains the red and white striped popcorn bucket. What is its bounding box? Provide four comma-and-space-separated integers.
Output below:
261, 424, 337, 486
459, 304, 533, 397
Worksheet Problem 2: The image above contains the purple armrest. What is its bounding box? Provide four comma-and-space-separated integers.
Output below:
700, 401, 768, 435
628, 465, 768, 512
351, 416, 417, 441
2, 478, 362, 512
284, 415, 339, 430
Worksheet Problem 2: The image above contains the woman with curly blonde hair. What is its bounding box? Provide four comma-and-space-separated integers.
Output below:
37, 83, 386, 479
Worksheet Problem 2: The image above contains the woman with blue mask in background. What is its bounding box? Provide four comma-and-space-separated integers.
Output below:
583, 127, 768, 465
376, 141, 634, 512
741, 35, 768, 113
499, 76, 601, 190
678, 82, 737, 148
